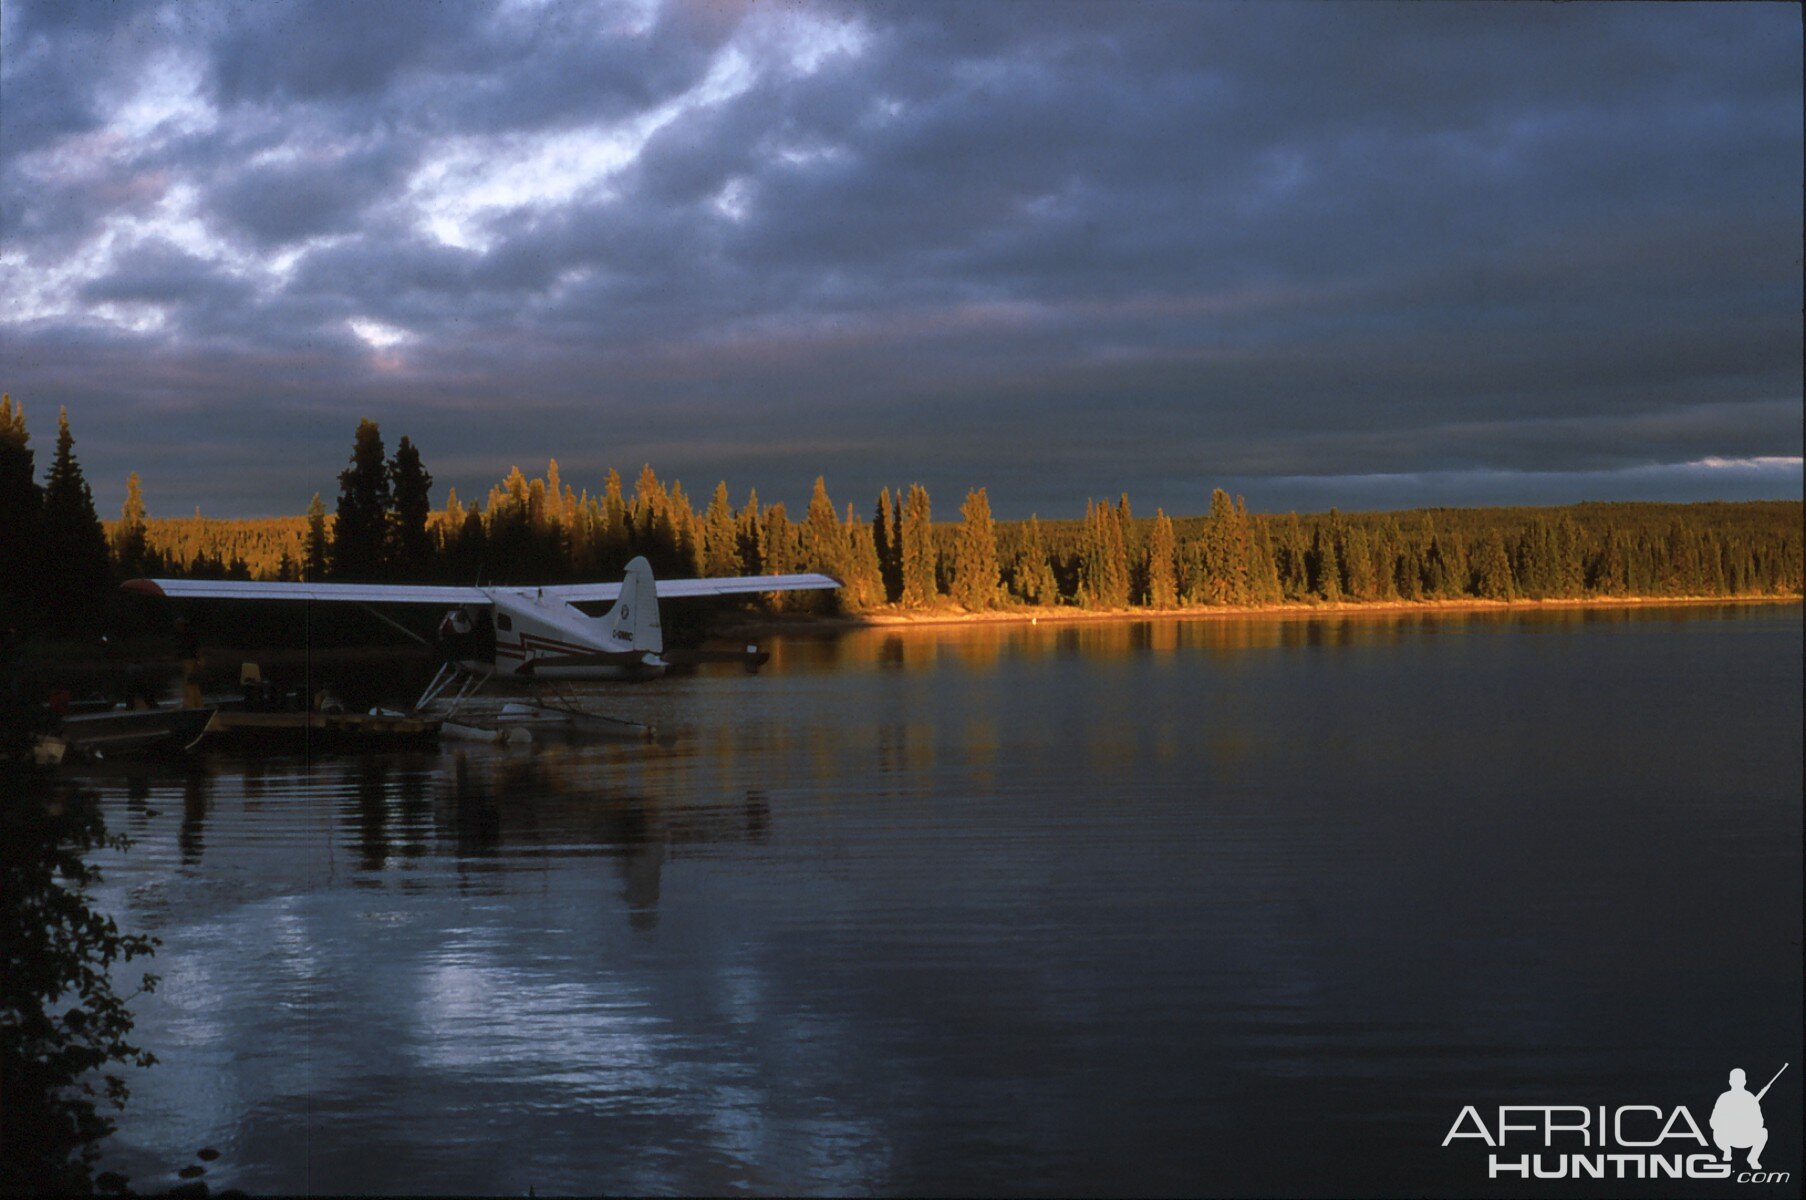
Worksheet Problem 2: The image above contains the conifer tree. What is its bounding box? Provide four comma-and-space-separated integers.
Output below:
631, 465, 664, 541
800, 477, 845, 582
40, 408, 111, 603
545, 459, 567, 526
1341, 524, 1376, 601
599, 469, 629, 569
1080, 499, 1130, 608
668, 480, 703, 576
736, 489, 764, 576
1012, 514, 1058, 605
703, 481, 741, 576
1473, 529, 1517, 600
952, 487, 999, 611
331, 419, 391, 580
112, 473, 148, 578
1276, 513, 1310, 600
0, 396, 41, 610
900, 484, 936, 607
304, 493, 330, 581
762, 501, 795, 575
841, 504, 886, 612
873, 487, 902, 602
1310, 522, 1342, 602
1147, 509, 1178, 608
1248, 513, 1284, 603
388, 436, 434, 578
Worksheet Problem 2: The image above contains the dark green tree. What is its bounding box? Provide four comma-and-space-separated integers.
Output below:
0, 397, 40, 611
303, 493, 330, 582
40, 409, 112, 610
703, 482, 741, 576
388, 436, 434, 578
873, 487, 902, 603
1, 680, 159, 1192
952, 487, 999, 611
331, 419, 392, 581
841, 504, 886, 612
736, 489, 764, 576
800, 477, 846, 583
1080, 499, 1130, 608
111, 473, 149, 579
900, 484, 936, 607
1147, 509, 1178, 608
1473, 529, 1518, 600
1011, 514, 1058, 605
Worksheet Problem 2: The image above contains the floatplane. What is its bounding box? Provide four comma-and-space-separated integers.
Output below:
123, 557, 839, 739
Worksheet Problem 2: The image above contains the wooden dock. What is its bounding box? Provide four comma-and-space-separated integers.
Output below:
187, 709, 441, 751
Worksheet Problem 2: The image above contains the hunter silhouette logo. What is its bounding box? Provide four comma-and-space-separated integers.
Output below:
1713, 1064, 1786, 1171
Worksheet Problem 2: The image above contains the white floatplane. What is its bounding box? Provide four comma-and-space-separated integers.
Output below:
123, 556, 839, 717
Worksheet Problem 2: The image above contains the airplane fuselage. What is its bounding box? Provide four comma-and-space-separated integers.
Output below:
452, 588, 666, 681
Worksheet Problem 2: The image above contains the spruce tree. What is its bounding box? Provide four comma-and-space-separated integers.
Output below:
331, 419, 391, 581
1248, 514, 1284, 603
40, 408, 111, 604
304, 493, 330, 582
0, 396, 42, 620
703, 481, 741, 576
1147, 509, 1178, 608
668, 480, 703, 577
800, 477, 845, 581
736, 489, 764, 575
900, 484, 936, 607
600, 469, 629, 569
1012, 514, 1058, 605
842, 504, 886, 612
873, 488, 902, 602
1081, 499, 1130, 608
112, 473, 148, 578
952, 487, 999, 611
1473, 529, 1517, 600
762, 501, 794, 574
388, 436, 434, 578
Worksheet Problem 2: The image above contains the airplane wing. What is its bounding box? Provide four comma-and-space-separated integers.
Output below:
123, 571, 840, 606
537, 573, 841, 603
123, 579, 489, 604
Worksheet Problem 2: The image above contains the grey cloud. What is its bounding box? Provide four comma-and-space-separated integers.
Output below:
206, 143, 416, 245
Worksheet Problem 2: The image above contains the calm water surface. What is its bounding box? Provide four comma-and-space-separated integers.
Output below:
80, 604, 1802, 1196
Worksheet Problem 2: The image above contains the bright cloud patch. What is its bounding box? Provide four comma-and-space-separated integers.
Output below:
349, 317, 411, 349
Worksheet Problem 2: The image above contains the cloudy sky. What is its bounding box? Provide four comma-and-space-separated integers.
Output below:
2, 0, 1800, 520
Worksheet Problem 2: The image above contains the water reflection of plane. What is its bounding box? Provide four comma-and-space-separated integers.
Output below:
436, 750, 771, 930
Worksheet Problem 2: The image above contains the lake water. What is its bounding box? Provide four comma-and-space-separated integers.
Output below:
80, 604, 1802, 1196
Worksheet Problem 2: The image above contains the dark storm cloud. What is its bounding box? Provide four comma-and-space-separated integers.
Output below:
1, 0, 1798, 519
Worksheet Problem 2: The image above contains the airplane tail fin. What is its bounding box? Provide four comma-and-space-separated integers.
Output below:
606, 556, 663, 654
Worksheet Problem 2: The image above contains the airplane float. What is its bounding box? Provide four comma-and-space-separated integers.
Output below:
124, 556, 840, 713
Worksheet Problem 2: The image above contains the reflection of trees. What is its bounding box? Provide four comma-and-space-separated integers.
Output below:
434, 751, 774, 931
811, 609, 1637, 672
354, 759, 389, 874
178, 765, 210, 866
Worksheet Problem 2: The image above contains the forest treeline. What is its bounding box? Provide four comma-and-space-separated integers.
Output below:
2, 400, 1800, 635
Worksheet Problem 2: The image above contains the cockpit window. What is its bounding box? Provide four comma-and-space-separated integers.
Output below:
496, 613, 513, 631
